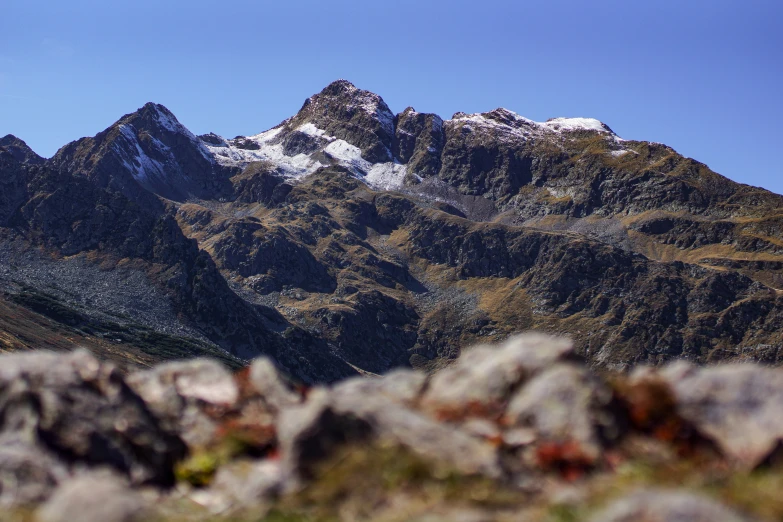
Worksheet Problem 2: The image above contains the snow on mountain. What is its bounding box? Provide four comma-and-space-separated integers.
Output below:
450, 109, 620, 139
203, 123, 408, 191
191, 90, 623, 194
541, 117, 614, 134
115, 124, 169, 182
204, 126, 324, 176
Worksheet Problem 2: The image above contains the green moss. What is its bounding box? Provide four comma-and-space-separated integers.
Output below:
547, 504, 583, 522
174, 451, 221, 487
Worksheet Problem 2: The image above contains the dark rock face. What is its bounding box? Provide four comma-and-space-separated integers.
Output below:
231, 165, 292, 206
287, 80, 396, 163
0, 135, 45, 165
0, 147, 28, 226
438, 109, 536, 199
324, 290, 419, 374
211, 221, 336, 294
50, 103, 233, 202
393, 107, 445, 177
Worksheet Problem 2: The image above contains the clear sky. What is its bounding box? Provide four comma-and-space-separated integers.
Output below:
1, 0, 781, 194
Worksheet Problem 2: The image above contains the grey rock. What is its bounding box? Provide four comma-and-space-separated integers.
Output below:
589, 489, 754, 522
277, 386, 500, 484
331, 368, 428, 407
248, 357, 302, 411
504, 363, 616, 461
0, 349, 185, 485
421, 333, 575, 418
37, 471, 149, 522
658, 362, 783, 467
127, 358, 239, 449
0, 437, 68, 507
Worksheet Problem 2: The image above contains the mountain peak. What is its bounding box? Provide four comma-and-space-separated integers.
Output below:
303, 80, 391, 120
0, 134, 45, 165
292, 80, 396, 163
320, 79, 358, 95
125, 102, 189, 136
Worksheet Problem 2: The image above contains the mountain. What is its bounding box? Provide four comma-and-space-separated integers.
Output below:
1, 80, 781, 381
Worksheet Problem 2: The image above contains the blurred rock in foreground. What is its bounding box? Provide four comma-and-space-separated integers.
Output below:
0, 334, 782, 521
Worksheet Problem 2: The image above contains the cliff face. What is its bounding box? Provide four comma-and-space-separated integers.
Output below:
1, 80, 782, 380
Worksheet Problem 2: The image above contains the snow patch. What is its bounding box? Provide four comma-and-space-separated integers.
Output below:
542, 117, 610, 133
115, 124, 167, 182
450, 110, 622, 141
296, 122, 328, 138
366, 162, 408, 191
205, 125, 326, 178
204, 123, 407, 190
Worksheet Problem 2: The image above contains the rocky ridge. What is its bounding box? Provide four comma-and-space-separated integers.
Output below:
0, 334, 782, 521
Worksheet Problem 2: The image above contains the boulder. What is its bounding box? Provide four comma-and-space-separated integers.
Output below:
247, 357, 303, 412
277, 386, 501, 484
503, 363, 617, 463
127, 358, 239, 449
658, 362, 783, 467
331, 368, 428, 407
421, 333, 575, 419
203, 459, 283, 512
0, 350, 185, 485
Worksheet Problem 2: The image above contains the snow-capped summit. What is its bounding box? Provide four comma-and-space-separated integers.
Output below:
51, 81, 630, 201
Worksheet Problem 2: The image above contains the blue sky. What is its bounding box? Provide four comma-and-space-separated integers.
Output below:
1, 0, 781, 194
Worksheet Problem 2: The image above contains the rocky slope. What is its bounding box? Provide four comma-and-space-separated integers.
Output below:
1, 334, 782, 521
1, 80, 782, 380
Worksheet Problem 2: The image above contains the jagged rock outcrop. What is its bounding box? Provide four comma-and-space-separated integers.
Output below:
287, 79, 397, 163
393, 107, 444, 177
0, 134, 45, 165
